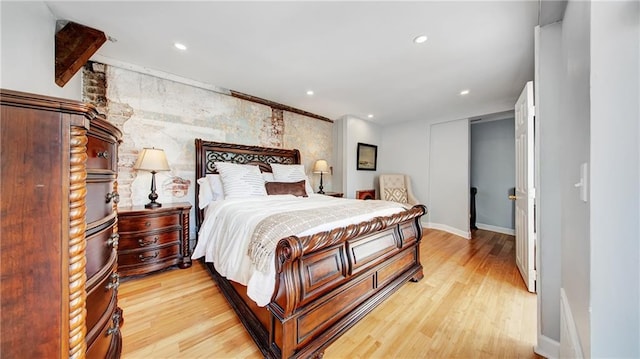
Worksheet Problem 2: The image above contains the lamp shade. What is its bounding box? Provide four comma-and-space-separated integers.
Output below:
133, 148, 171, 171
313, 159, 329, 173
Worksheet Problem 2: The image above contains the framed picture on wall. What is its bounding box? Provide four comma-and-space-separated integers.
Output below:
357, 142, 377, 171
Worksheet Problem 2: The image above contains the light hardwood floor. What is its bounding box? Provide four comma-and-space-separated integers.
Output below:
118, 229, 541, 358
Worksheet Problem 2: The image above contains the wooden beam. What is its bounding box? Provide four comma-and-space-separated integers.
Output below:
230, 90, 333, 123
55, 21, 107, 87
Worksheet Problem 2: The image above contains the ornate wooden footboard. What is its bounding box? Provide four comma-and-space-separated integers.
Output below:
195, 139, 427, 358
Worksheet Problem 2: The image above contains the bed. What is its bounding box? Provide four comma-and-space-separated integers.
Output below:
193, 139, 427, 358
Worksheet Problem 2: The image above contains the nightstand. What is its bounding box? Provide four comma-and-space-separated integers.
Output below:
323, 192, 344, 198
117, 202, 192, 278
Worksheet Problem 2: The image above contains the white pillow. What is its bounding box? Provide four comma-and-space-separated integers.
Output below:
215, 162, 267, 199
262, 172, 275, 182
207, 174, 225, 201
270, 163, 314, 195
196, 177, 214, 209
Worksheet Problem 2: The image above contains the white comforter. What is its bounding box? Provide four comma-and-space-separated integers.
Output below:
192, 194, 406, 306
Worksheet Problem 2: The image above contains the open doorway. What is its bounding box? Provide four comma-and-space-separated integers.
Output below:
469, 111, 516, 236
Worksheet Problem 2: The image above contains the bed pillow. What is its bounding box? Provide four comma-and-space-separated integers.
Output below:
215, 162, 267, 199
196, 177, 214, 209
265, 180, 308, 197
270, 164, 314, 195
207, 174, 225, 201
262, 172, 275, 182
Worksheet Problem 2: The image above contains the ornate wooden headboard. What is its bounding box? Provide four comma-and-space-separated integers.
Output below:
194, 139, 301, 230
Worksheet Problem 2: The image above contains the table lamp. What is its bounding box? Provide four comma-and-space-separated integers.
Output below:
313, 159, 329, 194
134, 147, 171, 208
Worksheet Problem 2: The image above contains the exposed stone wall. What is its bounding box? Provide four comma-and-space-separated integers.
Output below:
82, 62, 333, 239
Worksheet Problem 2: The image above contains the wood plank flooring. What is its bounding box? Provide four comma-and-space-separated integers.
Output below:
118, 229, 541, 358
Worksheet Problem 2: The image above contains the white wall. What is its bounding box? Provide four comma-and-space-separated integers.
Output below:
560, 2, 592, 356
379, 119, 430, 214
0, 1, 81, 99
589, 0, 639, 356
428, 119, 470, 238
336, 115, 382, 199
534, 20, 563, 356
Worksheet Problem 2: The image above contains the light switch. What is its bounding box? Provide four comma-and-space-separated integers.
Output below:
578, 162, 588, 202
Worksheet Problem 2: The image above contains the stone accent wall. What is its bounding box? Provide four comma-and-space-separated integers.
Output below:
82, 62, 333, 238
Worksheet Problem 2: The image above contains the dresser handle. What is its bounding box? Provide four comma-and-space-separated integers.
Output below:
106, 272, 120, 291
144, 221, 151, 227
106, 233, 119, 248
139, 252, 159, 262
97, 151, 110, 159
105, 192, 120, 204
138, 236, 159, 247
106, 312, 121, 336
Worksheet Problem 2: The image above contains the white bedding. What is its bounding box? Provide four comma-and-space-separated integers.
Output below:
192, 194, 407, 306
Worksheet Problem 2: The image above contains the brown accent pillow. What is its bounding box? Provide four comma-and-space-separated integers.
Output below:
265, 180, 308, 197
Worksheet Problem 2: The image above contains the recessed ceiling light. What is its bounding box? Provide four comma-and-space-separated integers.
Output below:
413, 35, 428, 44
174, 42, 187, 51
460, 89, 470, 95
306, 90, 314, 96
367, 114, 374, 119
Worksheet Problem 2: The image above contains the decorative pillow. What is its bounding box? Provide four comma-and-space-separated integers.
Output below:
196, 177, 214, 209
214, 162, 267, 199
270, 164, 314, 195
384, 188, 408, 203
265, 180, 308, 197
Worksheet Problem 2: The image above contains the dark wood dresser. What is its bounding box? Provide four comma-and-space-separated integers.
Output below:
117, 202, 192, 278
0, 89, 123, 359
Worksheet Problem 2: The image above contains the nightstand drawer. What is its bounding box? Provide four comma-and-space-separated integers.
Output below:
118, 245, 180, 268
118, 230, 180, 251
118, 213, 180, 233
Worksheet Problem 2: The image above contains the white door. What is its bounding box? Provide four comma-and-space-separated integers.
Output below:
514, 81, 536, 293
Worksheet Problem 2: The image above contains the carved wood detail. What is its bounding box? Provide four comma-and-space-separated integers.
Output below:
68, 127, 88, 359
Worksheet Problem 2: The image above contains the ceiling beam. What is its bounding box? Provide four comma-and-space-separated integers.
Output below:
55, 21, 106, 87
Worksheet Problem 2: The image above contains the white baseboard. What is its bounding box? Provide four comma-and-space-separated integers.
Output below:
424, 222, 471, 239
535, 334, 560, 359
560, 288, 584, 359
476, 223, 515, 236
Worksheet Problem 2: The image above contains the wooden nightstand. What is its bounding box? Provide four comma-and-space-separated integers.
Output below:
117, 202, 192, 278
323, 192, 344, 198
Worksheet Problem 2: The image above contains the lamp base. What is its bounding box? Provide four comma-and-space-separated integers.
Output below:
145, 201, 162, 209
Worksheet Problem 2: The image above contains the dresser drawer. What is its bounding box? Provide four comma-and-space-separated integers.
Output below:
86, 133, 117, 171
86, 223, 118, 279
118, 245, 180, 268
86, 307, 120, 359
86, 269, 118, 336
86, 180, 117, 225
118, 213, 180, 233
118, 229, 180, 251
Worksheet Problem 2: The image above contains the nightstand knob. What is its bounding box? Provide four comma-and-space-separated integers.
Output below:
106, 233, 119, 248
139, 251, 159, 262
138, 236, 159, 247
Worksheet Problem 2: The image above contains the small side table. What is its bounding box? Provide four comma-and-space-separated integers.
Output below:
323, 192, 344, 198
117, 202, 192, 278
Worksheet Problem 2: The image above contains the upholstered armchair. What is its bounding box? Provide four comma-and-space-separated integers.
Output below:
379, 174, 419, 205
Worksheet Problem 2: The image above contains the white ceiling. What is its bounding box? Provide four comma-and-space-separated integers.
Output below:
45, 1, 539, 125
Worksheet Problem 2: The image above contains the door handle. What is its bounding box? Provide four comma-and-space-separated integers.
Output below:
508, 195, 518, 200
